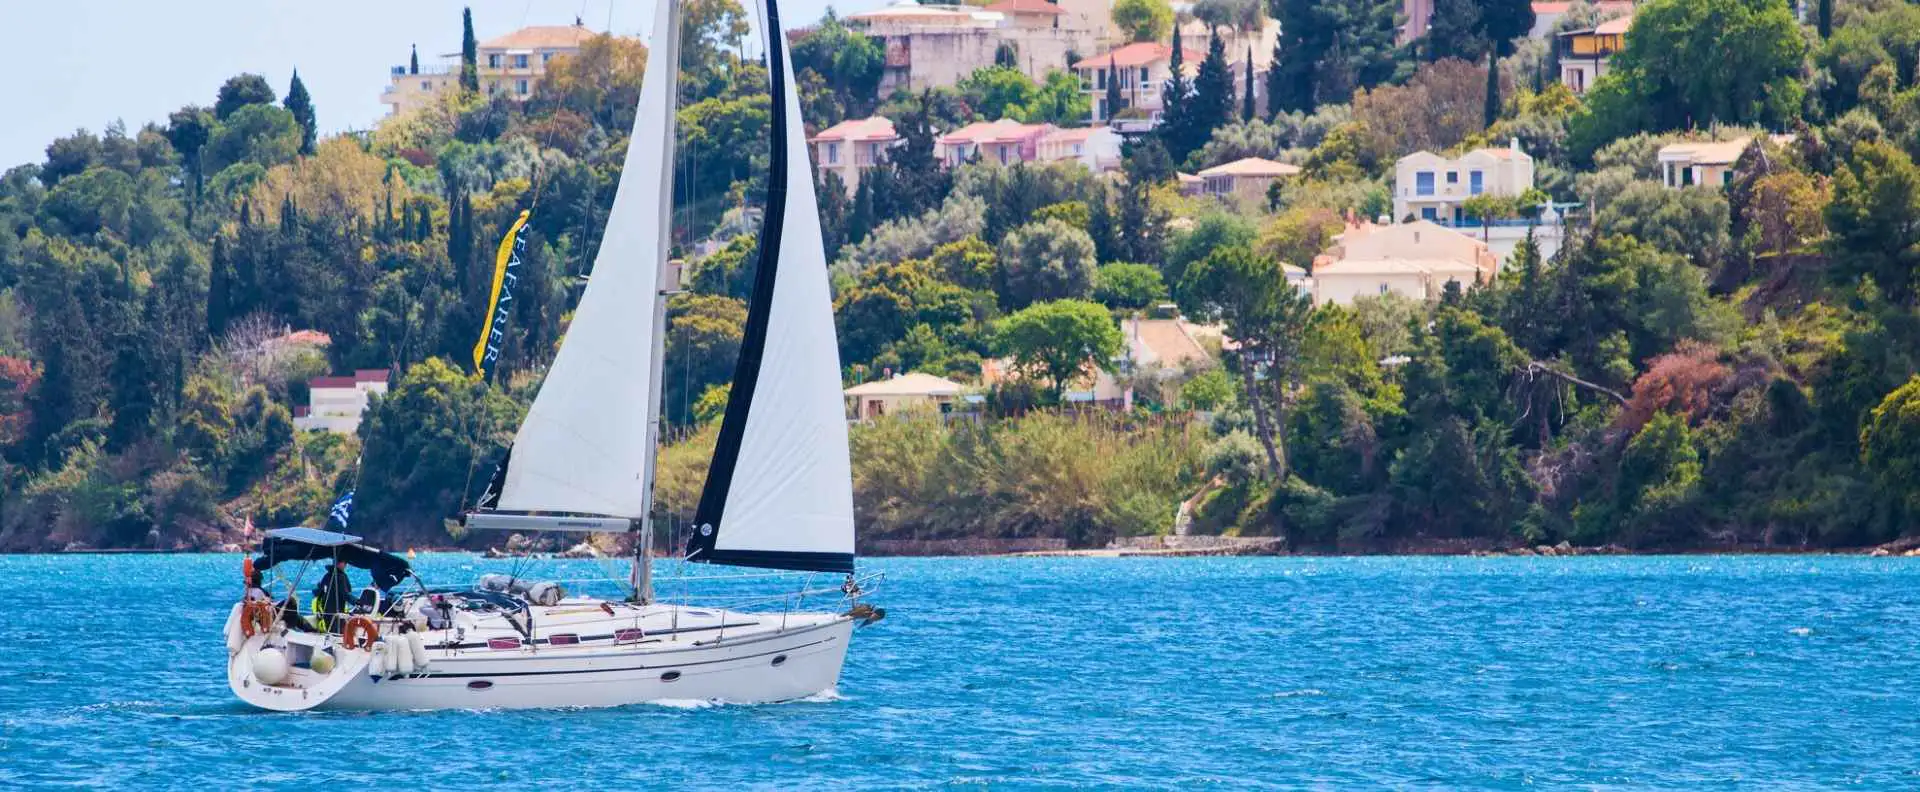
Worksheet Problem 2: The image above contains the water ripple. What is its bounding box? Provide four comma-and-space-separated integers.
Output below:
2, 554, 1918, 787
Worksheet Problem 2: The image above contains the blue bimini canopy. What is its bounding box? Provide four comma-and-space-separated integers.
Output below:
264, 526, 363, 546
253, 527, 409, 591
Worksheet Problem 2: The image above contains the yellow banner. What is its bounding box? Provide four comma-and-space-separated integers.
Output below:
473, 209, 532, 375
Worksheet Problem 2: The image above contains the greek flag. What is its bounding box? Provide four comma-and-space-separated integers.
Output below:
328, 489, 355, 528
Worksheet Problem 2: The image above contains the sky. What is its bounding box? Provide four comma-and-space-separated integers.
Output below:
3, 0, 885, 171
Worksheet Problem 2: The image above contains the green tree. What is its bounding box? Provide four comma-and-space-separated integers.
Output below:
283, 69, 317, 155
165, 107, 213, 231
1828, 141, 1920, 306
357, 358, 521, 534
1025, 70, 1094, 125
1423, 0, 1486, 62
993, 299, 1124, 400
1177, 243, 1312, 478
1862, 376, 1920, 514
1568, 0, 1806, 160
1092, 262, 1168, 311
1269, 0, 1403, 113
1188, 31, 1237, 151
1112, 0, 1174, 43
959, 66, 1038, 121
1105, 55, 1125, 121
996, 218, 1099, 310
460, 7, 480, 92
214, 74, 276, 120
1242, 47, 1257, 122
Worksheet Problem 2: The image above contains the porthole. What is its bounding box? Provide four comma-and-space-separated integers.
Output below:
771, 654, 788, 667
660, 670, 681, 682
468, 680, 494, 690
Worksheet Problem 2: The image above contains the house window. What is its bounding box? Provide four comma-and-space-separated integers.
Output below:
1139, 67, 1148, 83
867, 142, 880, 162
542, 52, 554, 64
1722, 170, 1733, 187
1421, 206, 1438, 221
1470, 171, 1484, 195
1446, 171, 1458, 184
1682, 167, 1694, 186
512, 54, 529, 69
1415, 171, 1435, 196
1097, 98, 1107, 120
827, 142, 840, 164
516, 79, 529, 95
1097, 68, 1107, 90
1379, 283, 1391, 295
1073, 143, 1083, 154
422, 80, 432, 91
487, 53, 501, 68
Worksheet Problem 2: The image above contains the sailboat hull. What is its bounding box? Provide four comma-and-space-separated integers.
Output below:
228, 606, 854, 711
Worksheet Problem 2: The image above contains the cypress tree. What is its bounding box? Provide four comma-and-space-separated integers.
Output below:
1484, 55, 1501, 128
1242, 46, 1256, 122
208, 234, 232, 337
284, 69, 317, 155
1159, 33, 1191, 159
1818, 0, 1833, 39
1191, 30, 1236, 147
1105, 55, 1124, 123
410, 44, 420, 75
460, 7, 480, 93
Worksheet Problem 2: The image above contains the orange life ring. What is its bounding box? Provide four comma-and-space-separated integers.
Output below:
241, 556, 255, 584
240, 600, 276, 637
342, 616, 380, 650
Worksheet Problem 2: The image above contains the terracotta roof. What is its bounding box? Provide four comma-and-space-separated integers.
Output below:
1532, 0, 1632, 13
985, 0, 1066, 15
274, 329, 332, 347
1041, 126, 1109, 143
1594, 15, 1633, 35
1127, 319, 1212, 368
845, 372, 966, 397
1314, 258, 1483, 276
1073, 42, 1173, 70
1198, 157, 1300, 178
354, 369, 391, 383
480, 25, 597, 51
940, 119, 1051, 144
1659, 138, 1752, 166
310, 376, 356, 389
847, 3, 993, 24
812, 116, 897, 142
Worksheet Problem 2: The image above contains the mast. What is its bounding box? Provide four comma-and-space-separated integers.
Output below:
634, 0, 684, 605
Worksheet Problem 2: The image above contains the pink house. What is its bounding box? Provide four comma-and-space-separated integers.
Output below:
936, 119, 1054, 166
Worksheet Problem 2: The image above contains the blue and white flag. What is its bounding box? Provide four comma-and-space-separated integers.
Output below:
328, 489, 355, 528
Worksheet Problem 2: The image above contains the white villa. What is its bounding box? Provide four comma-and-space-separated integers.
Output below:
293, 370, 390, 434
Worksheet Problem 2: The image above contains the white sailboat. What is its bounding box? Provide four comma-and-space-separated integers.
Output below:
224, 0, 879, 712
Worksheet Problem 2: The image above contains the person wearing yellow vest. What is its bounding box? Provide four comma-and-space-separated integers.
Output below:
312, 561, 353, 632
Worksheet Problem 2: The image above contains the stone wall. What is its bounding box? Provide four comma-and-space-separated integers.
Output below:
861, 537, 1069, 556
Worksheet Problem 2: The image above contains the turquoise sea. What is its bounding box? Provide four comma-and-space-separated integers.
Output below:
2, 553, 1918, 789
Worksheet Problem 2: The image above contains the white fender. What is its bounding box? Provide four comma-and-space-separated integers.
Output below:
394, 636, 417, 675
223, 603, 245, 654
407, 632, 429, 669
368, 643, 386, 679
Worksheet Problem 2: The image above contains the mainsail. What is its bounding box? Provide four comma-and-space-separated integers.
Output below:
488, 0, 681, 521
687, 0, 855, 574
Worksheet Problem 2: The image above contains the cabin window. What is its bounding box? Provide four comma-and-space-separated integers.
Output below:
467, 681, 494, 690
772, 654, 789, 667
549, 633, 580, 646
661, 671, 682, 682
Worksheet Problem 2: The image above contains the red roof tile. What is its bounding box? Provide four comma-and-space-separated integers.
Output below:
1073, 42, 1172, 70
985, 0, 1067, 15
